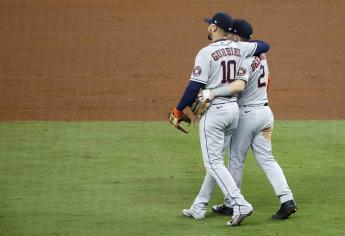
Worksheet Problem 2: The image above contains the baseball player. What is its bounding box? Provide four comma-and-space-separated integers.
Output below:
200, 19, 297, 220
168, 12, 270, 226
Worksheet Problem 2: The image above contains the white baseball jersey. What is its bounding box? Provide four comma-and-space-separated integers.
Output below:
190, 39, 257, 104
236, 56, 269, 106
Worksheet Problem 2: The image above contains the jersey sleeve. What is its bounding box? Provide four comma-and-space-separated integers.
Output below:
235, 58, 251, 83
238, 42, 257, 58
190, 48, 210, 85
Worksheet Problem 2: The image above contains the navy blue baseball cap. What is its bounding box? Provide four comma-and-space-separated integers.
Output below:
230, 19, 253, 39
204, 12, 233, 32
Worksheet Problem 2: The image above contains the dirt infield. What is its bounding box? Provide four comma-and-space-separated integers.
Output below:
1, 0, 344, 121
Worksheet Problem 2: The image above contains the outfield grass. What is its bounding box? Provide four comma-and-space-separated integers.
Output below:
0, 121, 344, 236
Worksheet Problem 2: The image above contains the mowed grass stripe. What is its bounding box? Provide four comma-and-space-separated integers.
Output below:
0, 121, 344, 236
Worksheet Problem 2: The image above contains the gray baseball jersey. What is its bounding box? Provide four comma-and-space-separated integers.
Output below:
190, 39, 257, 104
225, 57, 294, 205
236, 56, 269, 107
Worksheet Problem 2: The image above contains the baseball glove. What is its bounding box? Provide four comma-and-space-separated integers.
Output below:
168, 108, 191, 134
191, 97, 211, 120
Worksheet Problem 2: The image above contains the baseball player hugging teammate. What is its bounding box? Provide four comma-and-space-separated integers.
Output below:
200, 19, 297, 220
169, 12, 297, 226
168, 12, 273, 226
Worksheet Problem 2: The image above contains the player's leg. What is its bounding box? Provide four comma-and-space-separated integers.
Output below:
182, 105, 231, 219
213, 109, 254, 215
211, 127, 236, 215
192, 110, 237, 211
228, 113, 254, 188
184, 122, 239, 218
251, 109, 293, 203
182, 172, 216, 219
200, 104, 253, 225
251, 107, 296, 219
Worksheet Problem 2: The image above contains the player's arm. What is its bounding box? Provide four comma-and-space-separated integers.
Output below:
200, 80, 245, 101
174, 81, 205, 115
213, 80, 245, 97
168, 49, 208, 133
170, 49, 209, 115
252, 40, 270, 56
168, 79, 205, 133
199, 63, 249, 100
241, 41, 270, 57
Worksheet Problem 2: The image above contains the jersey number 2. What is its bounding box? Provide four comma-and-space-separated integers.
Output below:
221, 60, 236, 83
258, 65, 266, 88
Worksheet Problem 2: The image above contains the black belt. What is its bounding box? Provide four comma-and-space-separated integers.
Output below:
212, 101, 236, 105
241, 103, 269, 107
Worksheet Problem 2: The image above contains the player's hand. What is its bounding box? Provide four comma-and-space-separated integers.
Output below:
191, 97, 211, 120
168, 108, 191, 133
198, 89, 214, 101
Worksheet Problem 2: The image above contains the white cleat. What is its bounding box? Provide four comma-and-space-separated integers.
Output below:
182, 208, 205, 220
226, 208, 254, 226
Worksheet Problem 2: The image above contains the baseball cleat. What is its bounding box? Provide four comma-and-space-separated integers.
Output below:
272, 200, 297, 220
226, 209, 254, 226
212, 204, 233, 216
182, 208, 205, 220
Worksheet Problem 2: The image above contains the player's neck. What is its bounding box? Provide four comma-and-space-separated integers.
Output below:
212, 35, 227, 43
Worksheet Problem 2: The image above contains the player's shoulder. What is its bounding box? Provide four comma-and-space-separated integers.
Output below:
236, 41, 256, 49
196, 44, 212, 57
244, 56, 256, 63
197, 45, 210, 54
247, 56, 270, 74
195, 42, 222, 59
240, 56, 255, 68
260, 58, 268, 67
237, 57, 254, 77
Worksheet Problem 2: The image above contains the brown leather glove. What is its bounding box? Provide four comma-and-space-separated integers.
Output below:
168, 108, 191, 134
191, 97, 211, 120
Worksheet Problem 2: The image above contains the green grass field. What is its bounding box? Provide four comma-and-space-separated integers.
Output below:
1, 121, 344, 236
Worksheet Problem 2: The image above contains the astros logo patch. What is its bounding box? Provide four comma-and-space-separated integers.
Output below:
237, 67, 247, 76
192, 66, 202, 77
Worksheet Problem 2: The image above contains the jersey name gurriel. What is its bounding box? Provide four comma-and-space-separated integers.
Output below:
211, 47, 241, 61
190, 40, 257, 103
